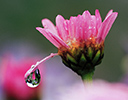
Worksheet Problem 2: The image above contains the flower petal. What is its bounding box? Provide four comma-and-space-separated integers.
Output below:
36, 27, 60, 48
76, 15, 84, 40
56, 15, 69, 42
95, 9, 102, 30
36, 27, 69, 48
42, 18, 58, 35
68, 16, 77, 40
97, 12, 118, 42
47, 30, 69, 48
82, 11, 93, 40
105, 10, 113, 20
91, 15, 97, 36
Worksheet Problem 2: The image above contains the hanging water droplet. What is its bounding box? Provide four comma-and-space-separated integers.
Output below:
25, 69, 41, 88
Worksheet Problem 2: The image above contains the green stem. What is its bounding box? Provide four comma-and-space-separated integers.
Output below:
81, 72, 94, 84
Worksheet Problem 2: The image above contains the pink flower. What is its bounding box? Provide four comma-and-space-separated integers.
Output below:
56, 80, 128, 100
25, 9, 118, 81
1, 54, 43, 100
36, 9, 117, 48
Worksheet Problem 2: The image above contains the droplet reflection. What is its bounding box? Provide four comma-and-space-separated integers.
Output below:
25, 69, 41, 88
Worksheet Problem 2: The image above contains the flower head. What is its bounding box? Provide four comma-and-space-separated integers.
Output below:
37, 10, 117, 48
25, 9, 118, 83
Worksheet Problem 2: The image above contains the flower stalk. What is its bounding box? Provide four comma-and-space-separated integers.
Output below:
81, 71, 94, 84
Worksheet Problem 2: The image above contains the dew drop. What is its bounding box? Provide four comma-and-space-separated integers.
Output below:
89, 26, 92, 29
64, 26, 68, 31
71, 22, 74, 25
25, 69, 41, 88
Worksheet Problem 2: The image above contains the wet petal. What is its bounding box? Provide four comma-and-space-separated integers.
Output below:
105, 10, 113, 20
42, 19, 57, 35
97, 12, 118, 42
56, 15, 69, 42
76, 15, 84, 40
36, 27, 69, 48
91, 15, 97, 36
95, 9, 102, 30
82, 11, 94, 40
36, 27, 62, 48
68, 16, 77, 40
48, 31, 69, 48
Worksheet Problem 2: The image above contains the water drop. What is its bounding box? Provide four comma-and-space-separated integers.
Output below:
64, 26, 68, 31
89, 26, 92, 29
25, 69, 41, 88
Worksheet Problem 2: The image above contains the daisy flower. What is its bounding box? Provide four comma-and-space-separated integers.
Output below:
25, 9, 118, 83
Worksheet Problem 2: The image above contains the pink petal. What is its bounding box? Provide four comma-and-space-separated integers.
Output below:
56, 15, 69, 42
91, 15, 97, 36
42, 19, 58, 35
76, 15, 84, 40
47, 31, 69, 48
68, 16, 77, 40
95, 9, 102, 30
105, 10, 113, 20
97, 12, 118, 42
36, 27, 60, 48
36, 27, 69, 48
82, 11, 94, 40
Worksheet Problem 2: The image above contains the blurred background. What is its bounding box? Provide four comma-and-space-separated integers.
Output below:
0, 0, 128, 99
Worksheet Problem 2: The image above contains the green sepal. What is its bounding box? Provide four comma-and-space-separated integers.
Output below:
62, 59, 70, 67
72, 47, 81, 60
88, 47, 93, 59
67, 54, 77, 64
70, 64, 80, 71
92, 50, 100, 65
101, 48, 104, 56
95, 59, 102, 66
79, 54, 87, 67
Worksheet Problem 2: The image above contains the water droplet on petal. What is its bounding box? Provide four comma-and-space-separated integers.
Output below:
89, 26, 92, 29
71, 22, 74, 25
64, 26, 68, 31
25, 69, 41, 88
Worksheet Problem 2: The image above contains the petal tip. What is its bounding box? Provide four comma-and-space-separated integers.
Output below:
83, 10, 90, 14
95, 9, 99, 12
36, 27, 42, 30
114, 12, 118, 16
56, 14, 64, 19
111, 12, 118, 19
41, 18, 53, 27
109, 9, 113, 12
